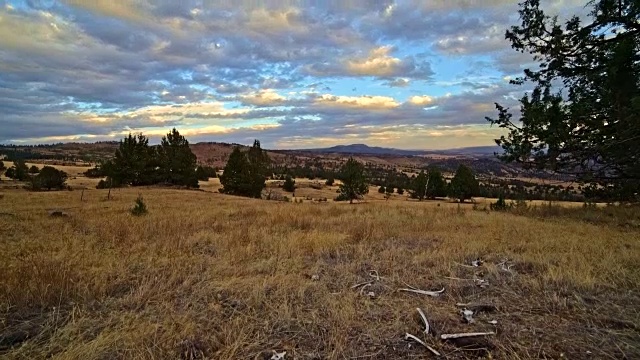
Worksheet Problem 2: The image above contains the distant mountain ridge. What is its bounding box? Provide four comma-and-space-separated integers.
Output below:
302, 143, 501, 157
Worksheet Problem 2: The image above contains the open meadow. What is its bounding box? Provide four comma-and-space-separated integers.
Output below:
1, 186, 639, 359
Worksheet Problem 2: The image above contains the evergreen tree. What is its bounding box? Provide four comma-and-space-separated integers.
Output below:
157, 128, 198, 188
28, 165, 40, 174
282, 175, 296, 192
325, 176, 334, 186
195, 166, 217, 181
108, 133, 157, 186
338, 157, 369, 204
410, 171, 428, 200
449, 165, 479, 202
0, 161, 5, 171
220, 147, 252, 196
385, 185, 394, 194
487, 0, 640, 201
426, 167, 447, 199
11, 160, 29, 181
32, 166, 67, 190
4, 167, 15, 179
219, 141, 269, 199
246, 140, 270, 198
378, 185, 386, 194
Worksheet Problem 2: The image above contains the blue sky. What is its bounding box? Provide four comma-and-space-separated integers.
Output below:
0, 0, 586, 149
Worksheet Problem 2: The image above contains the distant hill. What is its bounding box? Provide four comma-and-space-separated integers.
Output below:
303, 143, 426, 156
437, 146, 502, 156
302, 143, 501, 157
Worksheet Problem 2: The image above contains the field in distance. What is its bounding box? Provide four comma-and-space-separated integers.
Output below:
1, 186, 638, 359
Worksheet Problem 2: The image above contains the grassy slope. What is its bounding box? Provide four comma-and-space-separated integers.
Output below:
0, 188, 639, 359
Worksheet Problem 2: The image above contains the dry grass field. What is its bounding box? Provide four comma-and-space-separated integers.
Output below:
1, 186, 639, 359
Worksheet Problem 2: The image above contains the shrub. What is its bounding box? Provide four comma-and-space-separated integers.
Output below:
325, 177, 334, 186
282, 175, 296, 192
397, 187, 404, 195
490, 194, 508, 211
378, 186, 385, 193
32, 166, 67, 190
28, 165, 40, 174
131, 195, 148, 216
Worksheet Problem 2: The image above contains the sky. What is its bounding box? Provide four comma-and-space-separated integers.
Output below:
0, 0, 588, 149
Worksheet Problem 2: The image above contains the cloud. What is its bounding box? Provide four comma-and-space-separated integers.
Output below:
0, 0, 580, 148
383, 78, 410, 87
239, 89, 287, 107
408, 95, 435, 106
304, 45, 434, 80
314, 94, 400, 110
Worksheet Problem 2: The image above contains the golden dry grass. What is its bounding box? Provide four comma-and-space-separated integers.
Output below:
1, 187, 639, 359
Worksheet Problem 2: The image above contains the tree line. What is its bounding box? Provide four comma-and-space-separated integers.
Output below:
1, 159, 68, 190
86, 129, 216, 189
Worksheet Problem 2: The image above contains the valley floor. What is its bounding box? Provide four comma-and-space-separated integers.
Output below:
1, 187, 639, 359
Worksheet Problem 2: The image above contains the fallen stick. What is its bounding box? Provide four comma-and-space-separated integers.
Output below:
398, 287, 445, 297
440, 332, 495, 340
404, 333, 441, 356
416, 308, 430, 334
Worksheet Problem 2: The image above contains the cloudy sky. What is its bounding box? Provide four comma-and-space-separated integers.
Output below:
0, 0, 587, 149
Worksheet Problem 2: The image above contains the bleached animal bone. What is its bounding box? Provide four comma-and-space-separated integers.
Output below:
270, 350, 286, 360
440, 332, 495, 340
461, 309, 475, 323
471, 258, 483, 267
416, 308, 430, 334
368, 270, 380, 281
359, 283, 372, 296
404, 333, 441, 356
351, 280, 374, 289
398, 287, 445, 297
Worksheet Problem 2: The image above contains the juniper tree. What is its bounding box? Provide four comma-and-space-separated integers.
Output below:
338, 157, 369, 204
449, 165, 479, 203
487, 0, 640, 201
157, 128, 198, 188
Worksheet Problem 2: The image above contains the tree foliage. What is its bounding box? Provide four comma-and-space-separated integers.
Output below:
410, 171, 428, 200
282, 175, 296, 192
157, 128, 199, 188
101, 130, 199, 188
108, 133, 157, 186
487, 0, 640, 201
6, 160, 29, 181
449, 165, 479, 202
337, 157, 369, 203
32, 166, 67, 190
220, 140, 270, 198
426, 167, 447, 199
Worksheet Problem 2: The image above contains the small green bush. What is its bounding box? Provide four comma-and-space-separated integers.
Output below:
131, 195, 148, 216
